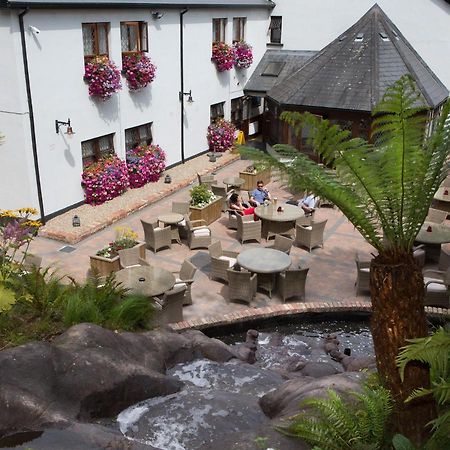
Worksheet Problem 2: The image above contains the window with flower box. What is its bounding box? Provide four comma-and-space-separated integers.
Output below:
210, 102, 225, 123
233, 17, 246, 43
269, 16, 282, 44
212, 18, 227, 43
125, 122, 153, 151
120, 21, 148, 54
82, 23, 109, 61
81, 133, 115, 166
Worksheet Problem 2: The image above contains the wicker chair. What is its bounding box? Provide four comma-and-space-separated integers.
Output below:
439, 244, 450, 271
171, 259, 197, 305
412, 244, 426, 268
426, 208, 447, 224
355, 254, 371, 295
211, 185, 230, 212
423, 268, 450, 308
236, 213, 262, 244
186, 219, 212, 249
172, 201, 191, 239
227, 268, 257, 304
118, 247, 150, 269
227, 209, 239, 229
208, 241, 239, 283
265, 234, 294, 254
278, 268, 309, 302
141, 219, 172, 253
197, 173, 217, 189
295, 219, 327, 252
155, 284, 186, 324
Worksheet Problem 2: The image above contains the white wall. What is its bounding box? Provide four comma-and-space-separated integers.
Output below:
271, 0, 450, 90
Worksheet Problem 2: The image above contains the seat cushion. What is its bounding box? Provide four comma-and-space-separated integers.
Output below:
302, 226, 313, 230
360, 267, 370, 273
179, 219, 186, 226
193, 228, 211, 237
218, 256, 237, 267
174, 281, 187, 290
154, 227, 163, 231
424, 277, 447, 291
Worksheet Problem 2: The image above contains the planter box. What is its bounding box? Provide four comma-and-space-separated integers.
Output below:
189, 197, 223, 225
239, 168, 271, 191
89, 242, 146, 277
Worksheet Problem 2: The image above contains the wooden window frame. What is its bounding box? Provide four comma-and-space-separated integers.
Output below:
82, 22, 109, 61
269, 16, 282, 44
231, 97, 245, 125
210, 102, 225, 123
81, 133, 115, 166
120, 21, 148, 55
125, 122, 153, 151
233, 17, 246, 43
212, 18, 227, 43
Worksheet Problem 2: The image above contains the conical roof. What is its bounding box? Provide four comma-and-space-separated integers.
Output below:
268, 4, 448, 112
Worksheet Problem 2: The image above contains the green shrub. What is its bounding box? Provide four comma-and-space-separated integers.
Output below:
108, 294, 155, 331
190, 184, 215, 207
63, 291, 103, 327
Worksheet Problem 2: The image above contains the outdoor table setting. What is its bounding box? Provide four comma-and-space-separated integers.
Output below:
415, 221, 450, 263
115, 266, 176, 298
223, 177, 245, 193
237, 247, 292, 297
432, 186, 450, 215
157, 213, 184, 244
255, 202, 304, 239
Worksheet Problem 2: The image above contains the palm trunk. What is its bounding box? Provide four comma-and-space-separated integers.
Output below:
370, 254, 436, 445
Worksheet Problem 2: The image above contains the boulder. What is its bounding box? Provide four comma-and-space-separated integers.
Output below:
183, 329, 237, 362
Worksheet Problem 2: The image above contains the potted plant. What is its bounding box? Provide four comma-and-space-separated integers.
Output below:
122, 53, 157, 91
211, 42, 235, 72
89, 226, 145, 276
126, 144, 166, 188
189, 184, 222, 225
207, 119, 236, 153
239, 163, 271, 190
233, 41, 253, 69
84, 56, 122, 100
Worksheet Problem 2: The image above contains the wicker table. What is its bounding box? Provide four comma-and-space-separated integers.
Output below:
223, 177, 245, 193
158, 213, 184, 244
255, 203, 304, 239
237, 248, 292, 297
116, 266, 175, 297
416, 221, 450, 263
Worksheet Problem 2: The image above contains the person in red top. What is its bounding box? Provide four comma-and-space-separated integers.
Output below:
228, 193, 255, 216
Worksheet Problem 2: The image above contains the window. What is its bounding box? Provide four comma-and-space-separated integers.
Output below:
231, 97, 247, 127
210, 102, 225, 123
81, 134, 115, 166
120, 21, 148, 54
269, 16, 282, 44
233, 17, 246, 43
82, 23, 109, 60
212, 18, 227, 43
125, 122, 153, 151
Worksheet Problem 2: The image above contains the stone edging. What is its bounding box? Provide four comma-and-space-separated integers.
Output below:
39, 153, 240, 244
169, 302, 450, 331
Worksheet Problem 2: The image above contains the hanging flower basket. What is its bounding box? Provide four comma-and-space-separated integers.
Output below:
126, 144, 166, 188
233, 41, 253, 69
84, 56, 122, 100
207, 119, 236, 153
211, 42, 235, 72
122, 53, 157, 91
81, 155, 129, 205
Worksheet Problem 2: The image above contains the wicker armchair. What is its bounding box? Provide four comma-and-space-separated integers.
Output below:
295, 219, 327, 252
278, 268, 309, 302
426, 208, 447, 224
172, 201, 191, 239
236, 213, 262, 244
186, 219, 212, 249
211, 185, 230, 212
197, 173, 217, 189
171, 259, 197, 305
155, 284, 186, 324
118, 247, 150, 269
208, 241, 239, 283
355, 254, 371, 295
141, 219, 172, 253
226, 268, 257, 304
265, 234, 294, 254
412, 244, 426, 268
423, 268, 450, 308
227, 210, 239, 229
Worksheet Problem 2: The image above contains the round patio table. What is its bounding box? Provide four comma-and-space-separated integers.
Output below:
223, 177, 245, 192
116, 266, 175, 297
255, 203, 304, 239
415, 221, 450, 264
158, 213, 184, 244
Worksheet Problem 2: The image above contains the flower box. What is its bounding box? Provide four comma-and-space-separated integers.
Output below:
89, 242, 145, 277
239, 167, 271, 191
189, 197, 223, 225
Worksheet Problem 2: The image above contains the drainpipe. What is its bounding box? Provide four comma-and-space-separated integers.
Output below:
18, 9, 45, 223
179, 8, 188, 164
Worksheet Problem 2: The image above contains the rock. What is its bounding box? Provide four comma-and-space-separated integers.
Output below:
299, 361, 341, 378
330, 347, 376, 372
183, 329, 237, 362
233, 329, 259, 364
323, 334, 340, 354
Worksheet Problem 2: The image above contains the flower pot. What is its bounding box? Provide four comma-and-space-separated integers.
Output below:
189, 197, 223, 225
239, 168, 271, 191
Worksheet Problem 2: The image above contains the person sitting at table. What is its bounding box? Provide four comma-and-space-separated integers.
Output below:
229, 193, 255, 216
298, 191, 317, 216
249, 180, 272, 206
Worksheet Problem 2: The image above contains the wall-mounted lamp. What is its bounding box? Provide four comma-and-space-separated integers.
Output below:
179, 90, 194, 103
55, 119, 75, 135
151, 11, 164, 20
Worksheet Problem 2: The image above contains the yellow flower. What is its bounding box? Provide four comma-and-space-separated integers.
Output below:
0, 210, 18, 218
114, 226, 138, 241
22, 220, 42, 228
17, 207, 38, 215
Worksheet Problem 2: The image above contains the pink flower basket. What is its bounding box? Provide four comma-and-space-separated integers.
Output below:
126, 144, 166, 188
233, 41, 253, 69
84, 57, 122, 100
122, 53, 157, 91
211, 42, 235, 72
207, 119, 236, 153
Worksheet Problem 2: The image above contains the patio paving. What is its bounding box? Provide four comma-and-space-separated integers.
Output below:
28, 154, 375, 323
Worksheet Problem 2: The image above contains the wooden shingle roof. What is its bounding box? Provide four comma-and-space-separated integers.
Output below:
268, 4, 448, 112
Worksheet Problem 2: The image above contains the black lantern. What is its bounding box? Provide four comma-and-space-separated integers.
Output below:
209, 153, 217, 162
72, 215, 81, 227
164, 174, 172, 183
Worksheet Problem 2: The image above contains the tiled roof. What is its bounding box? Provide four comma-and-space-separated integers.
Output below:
244, 50, 317, 95
268, 4, 448, 111
1, 0, 274, 8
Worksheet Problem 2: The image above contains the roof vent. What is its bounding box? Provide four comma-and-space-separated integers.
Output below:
391, 29, 399, 39
379, 32, 389, 42
354, 33, 364, 42
338, 34, 347, 42
261, 62, 285, 77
